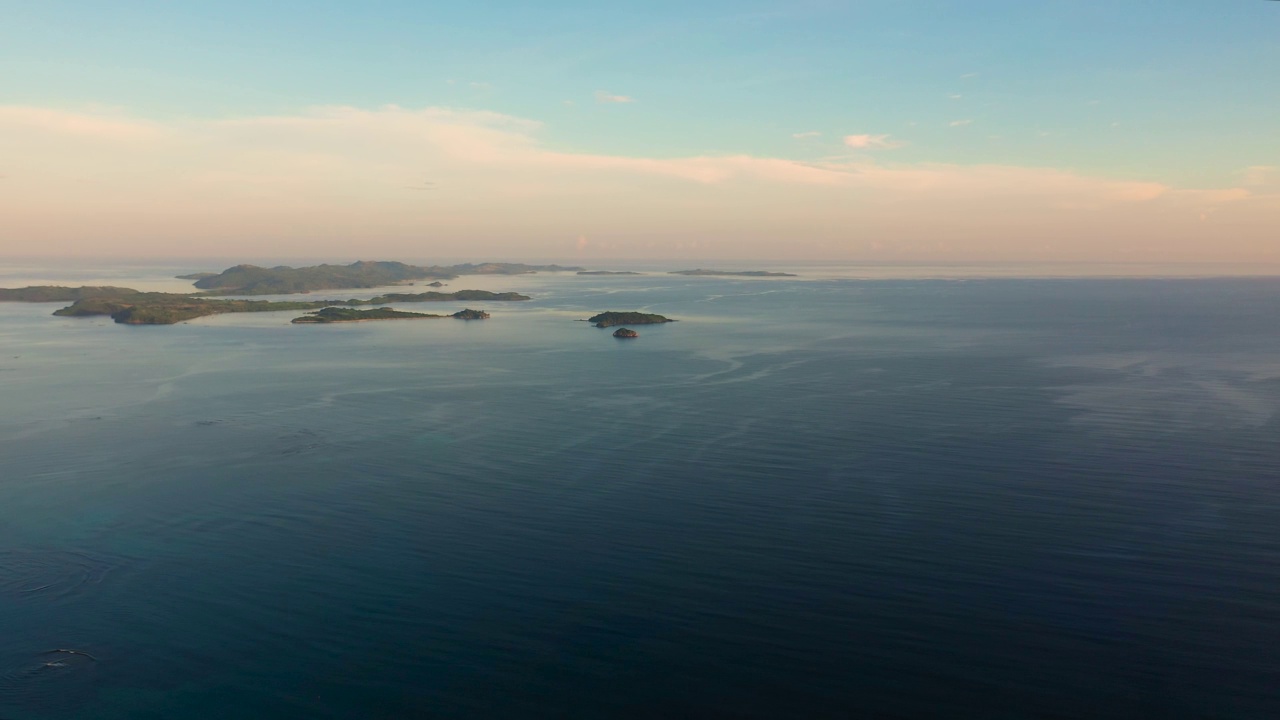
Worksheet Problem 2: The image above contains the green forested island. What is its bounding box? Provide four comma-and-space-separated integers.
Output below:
290, 307, 490, 323
587, 311, 675, 328
0, 286, 529, 325
190, 260, 581, 295
670, 269, 797, 277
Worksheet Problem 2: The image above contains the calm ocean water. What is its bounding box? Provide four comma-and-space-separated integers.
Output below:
1, 266, 1278, 718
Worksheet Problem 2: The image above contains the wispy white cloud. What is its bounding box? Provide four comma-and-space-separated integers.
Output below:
949, 94, 963, 100
960, 73, 979, 79
949, 119, 973, 127
595, 91, 635, 104
843, 133, 905, 150
792, 131, 821, 139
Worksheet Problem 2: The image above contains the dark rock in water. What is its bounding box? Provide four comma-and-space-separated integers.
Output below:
427, 281, 445, 287
613, 328, 639, 338
451, 308, 490, 320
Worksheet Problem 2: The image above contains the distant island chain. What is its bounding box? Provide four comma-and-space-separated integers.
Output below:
0, 261, 710, 336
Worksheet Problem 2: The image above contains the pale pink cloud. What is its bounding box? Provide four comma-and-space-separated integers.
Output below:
0, 106, 167, 141
0, 104, 1271, 263
1241, 166, 1278, 187
843, 134, 904, 150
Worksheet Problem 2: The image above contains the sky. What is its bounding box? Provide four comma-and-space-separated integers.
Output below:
1, 0, 1277, 263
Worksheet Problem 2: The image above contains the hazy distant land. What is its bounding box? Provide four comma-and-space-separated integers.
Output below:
670, 269, 797, 277
577, 270, 642, 276
191, 260, 582, 295
0, 286, 144, 302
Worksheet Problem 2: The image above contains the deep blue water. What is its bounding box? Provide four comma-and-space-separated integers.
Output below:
1, 269, 1278, 718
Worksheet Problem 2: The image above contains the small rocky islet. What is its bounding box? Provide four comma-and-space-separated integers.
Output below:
612, 328, 639, 338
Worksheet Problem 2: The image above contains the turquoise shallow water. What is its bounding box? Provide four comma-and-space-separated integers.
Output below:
1, 269, 1278, 718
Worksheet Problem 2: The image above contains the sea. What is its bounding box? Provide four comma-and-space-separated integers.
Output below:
0, 262, 1277, 719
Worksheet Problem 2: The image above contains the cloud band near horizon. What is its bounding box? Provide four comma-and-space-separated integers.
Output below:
0, 104, 1273, 262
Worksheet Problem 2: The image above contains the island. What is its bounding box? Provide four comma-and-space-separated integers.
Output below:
669, 269, 796, 277
426, 281, 445, 287
293, 306, 489, 323
175, 272, 218, 280
577, 271, 642, 276
0, 285, 530, 325
587, 311, 675, 328
613, 328, 639, 338
363, 290, 529, 303
189, 260, 581, 295
292, 307, 444, 323
0, 286, 141, 302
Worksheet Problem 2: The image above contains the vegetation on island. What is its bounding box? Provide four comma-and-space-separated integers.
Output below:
291, 307, 442, 323
587, 311, 675, 328
189, 260, 581, 295
577, 271, 641, 275
669, 269, 797, 277
365, 290, 529, 303
613, 328, 639, 338
0, 284, 529, 325
292, 306, 491, 324
2, 257, 546, 325
51, 293, 365, 324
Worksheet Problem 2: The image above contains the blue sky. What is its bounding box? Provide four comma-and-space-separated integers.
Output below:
1, 1, 1277, 261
